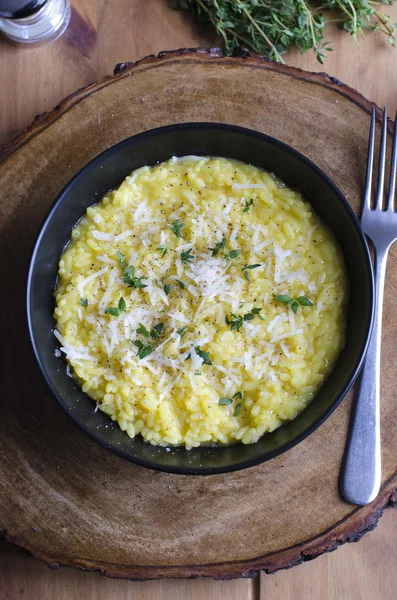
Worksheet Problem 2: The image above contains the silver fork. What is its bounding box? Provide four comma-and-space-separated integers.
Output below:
340, 107, 397, 505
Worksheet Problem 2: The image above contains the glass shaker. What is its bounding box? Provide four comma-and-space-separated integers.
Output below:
0, 0, 71, 45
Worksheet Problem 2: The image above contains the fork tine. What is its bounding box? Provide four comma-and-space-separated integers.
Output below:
375, 107, 387, 209
364, 107, 375, 209
387, 111, 397, 211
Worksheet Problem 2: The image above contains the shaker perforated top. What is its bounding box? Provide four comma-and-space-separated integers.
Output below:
0, 0, 47, 19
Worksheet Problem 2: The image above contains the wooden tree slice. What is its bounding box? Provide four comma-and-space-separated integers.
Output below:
1, 48, 397, 580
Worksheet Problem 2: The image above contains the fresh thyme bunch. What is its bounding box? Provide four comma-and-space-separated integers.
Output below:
172, 0, 397, 64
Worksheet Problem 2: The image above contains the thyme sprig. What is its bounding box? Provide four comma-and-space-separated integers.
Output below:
275, 294, 313, 313
172, 0, 397, 64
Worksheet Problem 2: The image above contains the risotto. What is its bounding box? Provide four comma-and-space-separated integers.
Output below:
54, 156, 348, 448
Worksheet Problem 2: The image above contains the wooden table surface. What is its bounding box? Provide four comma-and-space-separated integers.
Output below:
1, 1, 397, 598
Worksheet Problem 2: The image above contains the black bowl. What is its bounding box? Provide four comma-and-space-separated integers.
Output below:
27, 123, 374, 474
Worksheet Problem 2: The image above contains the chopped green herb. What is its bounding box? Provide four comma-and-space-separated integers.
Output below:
250, 307, 266, 321
275, 294, 313, 312
219, 397, 233, 406
209, 237, 226, 257
209, 237, 240, 261
226, 307, 264, 331
181, 248, 194, 264
124, 273, 147, 289
105, 307, 121, 317
233, 391, 245, 416
243, 313, 255, 321
275, 294, 292, 304
194, 369, 202, 376
80, 297, 88, 307
155, 279, 163, 288
150, 323, 164, 339
157, 245, 168, 258
187, 346, 212, 365
136, 322, 164, 342
297, 296, 313, 307
233, 391, 245, 402
164, 283, 172, 296
242, 263, 261, 282
225, 313, 244, 332
243, 306, 265, 322
132, 340, 153, 360
196, 347, 212, 365
175, 279, 185, 289
227, 249, 241, 260
243, 270, 251, 282
177, 326, 187, 339
124, 265, 135, 278
169, 219, 185, 239
233, 403, 242, 417
219, 390, 245, 413
116, 255, 148, 290
243, 198, 254, 213
136, 323, 151, 339
116, 251, 126, 271
118, 297, 126, 313
105, 296, 126, 317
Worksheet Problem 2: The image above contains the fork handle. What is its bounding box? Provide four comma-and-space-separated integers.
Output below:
340, 245, 388, 505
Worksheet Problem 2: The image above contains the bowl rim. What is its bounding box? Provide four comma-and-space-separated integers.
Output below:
26, 122, 375, 474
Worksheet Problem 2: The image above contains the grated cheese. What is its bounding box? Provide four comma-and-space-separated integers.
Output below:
187, 284, 199, 297
272, 329, 304, 343
254, 239, 271, 253
54, 155, 348, 449
280, 341, 291, 358
224, 198, 235, 217
230, 224, 240, 243
115, 230, 133, 242
274, 244, 292, 284
252, 224, 261, 246
97, 267, 117, 313
77, 266, 108, 299
133, 200, 148, 221
97, 255, 117, 265
232, 183, 266, 189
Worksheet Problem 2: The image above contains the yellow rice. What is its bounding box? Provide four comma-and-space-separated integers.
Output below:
54, 157, 348, 448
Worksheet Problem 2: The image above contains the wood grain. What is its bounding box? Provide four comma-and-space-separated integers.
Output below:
1, 1, 397, 150
0, 543, 255, 600
1, 0, 397, 597
0, 0, 215, 148
260, 509, 397, 599
1, 511, 396, 598
1, 47, 397, 580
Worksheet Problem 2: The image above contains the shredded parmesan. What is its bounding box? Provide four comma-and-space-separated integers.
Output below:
77, 266, 108, 298
267, 316, 280, 334
272, 329, 303, 343
232, 183, 266, 189
230, 224, 240, 243
97, 255, 117, 264
92, 231, 115, 242
224, 198, 235, 216
97, 267, 117, 313
274, 244, 292, 284
280, 341, 290, 358
254, 239, 271, 253
115, 230, 133, 242
133, 200, 147, 221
